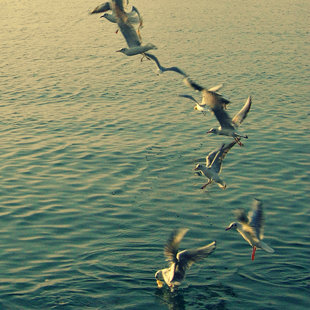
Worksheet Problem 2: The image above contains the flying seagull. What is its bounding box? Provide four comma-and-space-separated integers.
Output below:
206, 95, 252, 146
155, 228, 216, 291
90, 1, 142, 35
112, 0, 156, 56
184, 77, 230, 110
194, 141, 237, 189
225, 199, 275, 261
179, 83, 224, 114
143, 52, 188, 77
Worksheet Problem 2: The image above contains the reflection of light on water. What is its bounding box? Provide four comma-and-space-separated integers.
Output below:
155, 287, 186, 310
154, 282, 236, 310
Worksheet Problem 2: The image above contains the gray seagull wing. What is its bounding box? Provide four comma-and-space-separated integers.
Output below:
248, 199, 264, 240
90, 2, 111, 14
176, 241, 216, 270
211, 141, 236, 173
164, 228, 189, 264
233, 208, 249, 224
232, 96, 252, 127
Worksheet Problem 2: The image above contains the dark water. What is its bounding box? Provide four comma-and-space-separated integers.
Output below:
1, 0, 309, 309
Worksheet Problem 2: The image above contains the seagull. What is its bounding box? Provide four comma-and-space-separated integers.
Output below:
206, 95, 252, 146
143, 52, 188, 77
194, 141, 237, 189
91, 2, 143, 35
225, 199, 275, 261
179, 84, 224, 114
184, 77, 230, 110
112, 0, 156, 56
155, 228, 216, 291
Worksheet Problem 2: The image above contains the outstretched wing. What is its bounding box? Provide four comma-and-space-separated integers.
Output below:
211, 141, 237, 173
234, 208, 249, 224
232, 96, 252, 127
177, 241, 216, 270
208, 84, 223, 92
179, 94, 200, 104
90, 2, 111, 14
248, 199, 264, 240
211, 105, 234, 130
183, 77, 204, 92
164, 228, 189, 264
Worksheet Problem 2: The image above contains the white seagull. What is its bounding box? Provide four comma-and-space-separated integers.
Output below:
225, 199, 275, 261
155, 228, 216, 291
194, 141, 237, 189
112, 0, 156, 56
179, 83, 224, 114
143, 52, 188, 77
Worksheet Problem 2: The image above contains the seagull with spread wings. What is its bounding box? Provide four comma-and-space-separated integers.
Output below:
194, 141, 237, 190
226, 199, 275, 261
155, 228, 216, 291
179, 83, 224, 114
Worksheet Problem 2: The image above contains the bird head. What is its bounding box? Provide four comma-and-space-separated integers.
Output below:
225, 222, 238, 231
207, 128, 217, 135
116, 48, 128, 54
100, 13, 109, 19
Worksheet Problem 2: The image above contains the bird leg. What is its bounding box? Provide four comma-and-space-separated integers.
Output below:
251, 246, 256, 261
234, 137, 244, 147
201, 180, 212, 189
140, 53, 151, 62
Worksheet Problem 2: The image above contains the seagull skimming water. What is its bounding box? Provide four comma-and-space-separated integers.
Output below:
155, 228, 216, 291
225, 199, 275, 261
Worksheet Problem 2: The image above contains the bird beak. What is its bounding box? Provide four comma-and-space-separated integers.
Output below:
206, 130, 212, 134
225, 226, 231, 231
116, 49, 121, 52
156, 279, 164, 288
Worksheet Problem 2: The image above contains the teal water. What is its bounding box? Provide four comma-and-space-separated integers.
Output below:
1, 0, 309, 309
